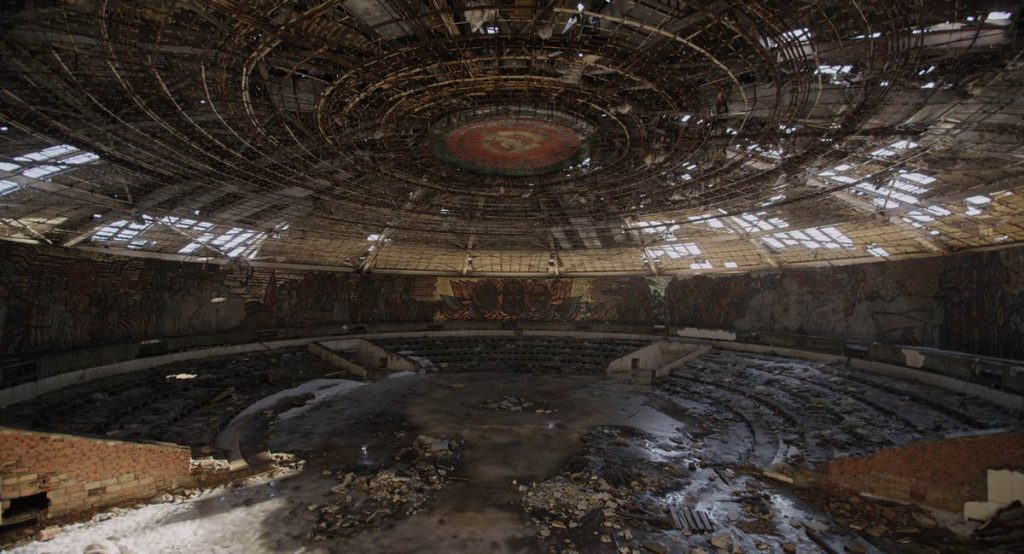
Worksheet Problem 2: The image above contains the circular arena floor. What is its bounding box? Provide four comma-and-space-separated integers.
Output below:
2, 348, 1020, 553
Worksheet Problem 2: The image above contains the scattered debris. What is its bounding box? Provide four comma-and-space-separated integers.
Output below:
480, 395, 551, 413
709, 531, 732, 550
271, 452, 305, 472
190, 457, 230, 472
517, 426, 707, 551
670, 505, 714, 533
35, 525, 61, 542
974, 499, 1024, 546
308, 435, 462, 540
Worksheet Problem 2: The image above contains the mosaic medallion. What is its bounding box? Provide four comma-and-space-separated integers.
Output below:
437, 117, 588, 177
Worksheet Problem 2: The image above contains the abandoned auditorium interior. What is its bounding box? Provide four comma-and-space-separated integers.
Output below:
3, 1, 1024, 553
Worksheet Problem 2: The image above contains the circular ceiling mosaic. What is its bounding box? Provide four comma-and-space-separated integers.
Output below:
437, 117, 588, 177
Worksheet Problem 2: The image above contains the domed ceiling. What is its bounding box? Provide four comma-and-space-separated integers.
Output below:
0, 1, 1022, 275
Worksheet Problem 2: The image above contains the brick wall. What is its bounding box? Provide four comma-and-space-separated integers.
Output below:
0, 426, 191, 522
824, 432, 1024, 512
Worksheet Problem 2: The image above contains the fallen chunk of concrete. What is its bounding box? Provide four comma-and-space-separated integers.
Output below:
37, 525, 61, 541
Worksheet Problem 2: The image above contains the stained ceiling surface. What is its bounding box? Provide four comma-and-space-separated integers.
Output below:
0, 1, 1023, 275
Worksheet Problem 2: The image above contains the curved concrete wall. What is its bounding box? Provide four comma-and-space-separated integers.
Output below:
1, 241, 1022, 364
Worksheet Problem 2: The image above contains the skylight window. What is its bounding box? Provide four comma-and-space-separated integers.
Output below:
179, 242, 205, 255
816, 64, 854, 82
763, 28, 810, 49
855, 182, 923, 206
9, 144, 100, 181
889, 180, 928, 194
867, 245, 890, 257
723, 261, 738, 268
212, 228, 258, 249
91, 217, 154, 243
781, 28, 810, 43
630, 220, 679, 240
0, 180, 19, 196
22, 165, 62, 179
13, 144, 77, 162
688, 215, 726, 229
899, 172, 935, 185
649, 242, 701, 259
127, 239, 153, 250
871, 140, 918, 158
689, 260, 713, 270
964, 195, 992, 216
747, 144, 783, 160
158, 216, 215, 233
815, 162, 856, 180
62, 152, 100, 165
902, 202, 955, 227
731, 212, 789, 233
764, 226, 853, 250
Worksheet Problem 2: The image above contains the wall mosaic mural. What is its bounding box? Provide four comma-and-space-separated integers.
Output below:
437, 279, 584, 321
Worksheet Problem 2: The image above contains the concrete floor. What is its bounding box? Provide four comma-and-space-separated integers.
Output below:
5, 352, 1020, 553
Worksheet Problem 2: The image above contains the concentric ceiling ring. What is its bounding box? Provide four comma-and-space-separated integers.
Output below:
0, 0, 983, 251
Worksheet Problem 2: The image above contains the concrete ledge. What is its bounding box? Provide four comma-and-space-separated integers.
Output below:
663, 344, 713, 375
308, 343, 367, 377
713, 341, 850, 365
848, 358, 1024, 414
318, 338, 420, 372
677, 327, 737, 341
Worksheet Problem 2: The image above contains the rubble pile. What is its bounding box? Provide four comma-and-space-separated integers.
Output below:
480, 395, 554, 413
271, 452, 306, 472
190, 457, 231, 472
974, 500, 1023, 546
308, 435, 462, 540
803, 487, 967, 550
519, 476, 615, 521
516, 426, 692, 552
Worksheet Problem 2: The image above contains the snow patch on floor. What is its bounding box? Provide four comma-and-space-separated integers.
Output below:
8, 475, 321, 554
